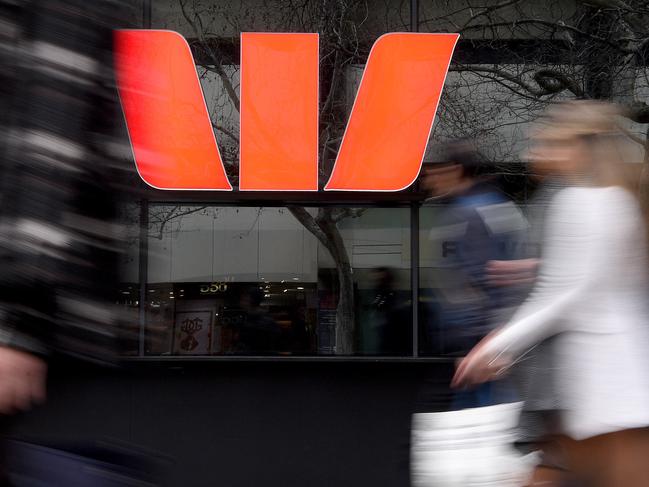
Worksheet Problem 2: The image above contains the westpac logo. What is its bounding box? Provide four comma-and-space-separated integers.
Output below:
115, 30, 458, 192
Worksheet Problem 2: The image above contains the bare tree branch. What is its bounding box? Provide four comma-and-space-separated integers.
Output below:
460, 0, 524, 30
211, 122, 240, 143
581, 0, 634, 12
450, 65, 553, 97
180, 0, 241, 111
150, 205, 208, 240
286, 207, 330, 248
622, 101, 649, 124
459, 19, 638, 54
533, 69, 585, 97
331, 208, 366, 223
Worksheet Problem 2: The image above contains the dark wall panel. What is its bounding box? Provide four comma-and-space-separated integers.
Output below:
10, 362, 453, 487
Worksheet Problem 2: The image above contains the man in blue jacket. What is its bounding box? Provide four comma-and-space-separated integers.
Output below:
421, 140, 528, 408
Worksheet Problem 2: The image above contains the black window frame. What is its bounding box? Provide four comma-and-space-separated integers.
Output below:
129, 185, 441, 362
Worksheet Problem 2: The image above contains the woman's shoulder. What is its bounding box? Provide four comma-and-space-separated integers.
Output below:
552, 185, 637, 207
547, 187, 598, 219
549, 186, 642, 236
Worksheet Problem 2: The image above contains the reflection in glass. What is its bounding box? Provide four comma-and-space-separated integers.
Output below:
143, 206, 411, 356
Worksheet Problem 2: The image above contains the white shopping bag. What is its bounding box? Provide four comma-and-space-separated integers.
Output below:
411, 402, 537, 487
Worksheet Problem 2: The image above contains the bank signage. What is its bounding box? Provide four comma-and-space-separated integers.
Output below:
115, 30, 458, 192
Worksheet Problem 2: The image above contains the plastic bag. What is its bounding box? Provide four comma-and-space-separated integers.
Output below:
411, 402, 537, 487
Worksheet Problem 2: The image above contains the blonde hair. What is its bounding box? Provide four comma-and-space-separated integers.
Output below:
538, 101, 649, 234
542, 100, 636, 189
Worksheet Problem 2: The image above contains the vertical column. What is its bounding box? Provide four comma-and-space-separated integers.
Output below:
411, 203, 419, 357
138, 4, 150, 357
138, 200, 149, 357
410, 0, 419, 32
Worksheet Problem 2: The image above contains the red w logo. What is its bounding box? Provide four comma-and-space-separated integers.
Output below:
115, 30, 458, 191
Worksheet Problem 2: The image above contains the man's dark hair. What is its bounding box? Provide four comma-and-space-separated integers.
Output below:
437, 139, 487, 178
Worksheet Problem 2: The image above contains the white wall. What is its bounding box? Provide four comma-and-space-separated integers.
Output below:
147, 207, 411, 284
148, 207, 318, 283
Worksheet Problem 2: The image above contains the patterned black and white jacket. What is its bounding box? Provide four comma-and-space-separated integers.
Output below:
0, 0, 137, 364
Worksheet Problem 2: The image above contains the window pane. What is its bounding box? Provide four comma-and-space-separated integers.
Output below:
419, 205, 458, 356
419, 200, 531, 356
116, 202, 141, 356
144, 206, 411, 356
316, 208, 412, 355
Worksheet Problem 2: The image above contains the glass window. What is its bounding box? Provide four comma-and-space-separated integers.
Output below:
117, 202, 143, 356
128, 0, 416, 358
143, 206, 410, 356
315, 208, 412, 356
418, 204, 461, 356
418, 199, 535, 356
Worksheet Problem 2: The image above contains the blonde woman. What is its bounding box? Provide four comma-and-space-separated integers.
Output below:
453, 101, 649, 486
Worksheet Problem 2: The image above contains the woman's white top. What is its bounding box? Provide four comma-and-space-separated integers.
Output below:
483, 186, 649, 440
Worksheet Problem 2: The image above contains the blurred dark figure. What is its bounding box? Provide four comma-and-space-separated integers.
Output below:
368, 267, 410, 355
419, 140, 527, 408
285, 306, 312, 354
236, 287, 281, 354
273, 307, 311, 354
0, 0, 150, 484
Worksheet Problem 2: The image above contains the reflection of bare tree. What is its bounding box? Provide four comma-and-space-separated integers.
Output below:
149, 205, 208, 240
156, 0, 649, 352
164, 0, 392, 353
288, 207, 364, 354
425, 0, 649, 223
422, 0, 649, 166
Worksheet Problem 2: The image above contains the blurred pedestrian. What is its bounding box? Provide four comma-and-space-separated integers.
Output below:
0, 0, 143, 484
420, 139, 528, 408
454, 100, 649, 487
412, 146, 531, 487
